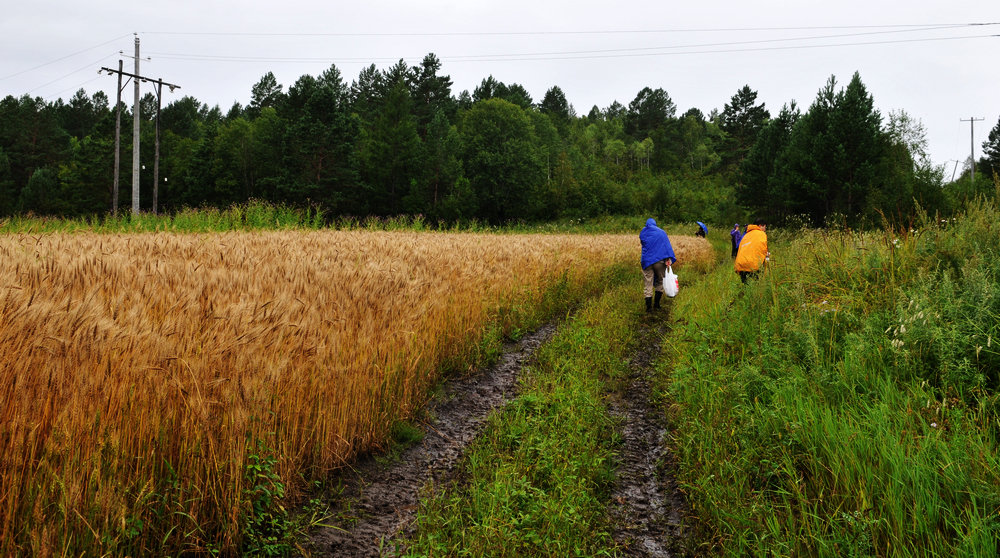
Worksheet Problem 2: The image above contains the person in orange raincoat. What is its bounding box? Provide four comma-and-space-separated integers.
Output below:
734, 219, 768, 284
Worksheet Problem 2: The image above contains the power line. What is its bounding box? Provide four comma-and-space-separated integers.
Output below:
25, 53, 119, 96
459, 32, 999, 63
139, 22, 999, 37
0, 34, 133, 81
146, 31, 998, 65
6, 23, 995, 95
441, 24, 972, 60
146, 23, 970, 62
43, 75, 106, 102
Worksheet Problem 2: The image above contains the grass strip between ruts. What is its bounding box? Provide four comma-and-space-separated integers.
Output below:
402, 267, 638, 557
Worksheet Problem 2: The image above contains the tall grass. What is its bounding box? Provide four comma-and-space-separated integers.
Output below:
0, 229, 655, 556
0, 201, 713, 238
663, 190, 1000, 555
0, 200, 326, 234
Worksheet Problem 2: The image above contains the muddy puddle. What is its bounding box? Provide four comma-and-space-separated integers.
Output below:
606, 308, 691, 557
297, 323, 557, 557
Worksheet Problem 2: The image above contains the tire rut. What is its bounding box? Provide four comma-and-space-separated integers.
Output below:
607, 306, 690, 557
297, 323, 557, 558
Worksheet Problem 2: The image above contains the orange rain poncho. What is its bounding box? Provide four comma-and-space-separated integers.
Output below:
734, 224, 768, 273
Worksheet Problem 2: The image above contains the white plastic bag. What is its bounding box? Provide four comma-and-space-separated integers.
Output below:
663, 265, 679, 298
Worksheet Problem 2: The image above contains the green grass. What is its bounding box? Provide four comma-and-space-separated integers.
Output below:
0, 200, 326, 233
0, 202, 707, 236
661, 192, 1000, 556
402, 266, 639, 557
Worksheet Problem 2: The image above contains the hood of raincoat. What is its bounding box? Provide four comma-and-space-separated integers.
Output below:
640, 218, 676, 269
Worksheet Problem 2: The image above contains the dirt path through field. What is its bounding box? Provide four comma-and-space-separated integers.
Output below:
298, 323, 558, 557
298, 308, 691, 557
607, 306, 691, 556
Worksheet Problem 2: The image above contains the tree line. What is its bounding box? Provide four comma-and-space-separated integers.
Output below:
1, 53, 997, 227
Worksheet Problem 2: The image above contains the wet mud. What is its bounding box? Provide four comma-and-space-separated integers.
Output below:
607, 306, 691, 557
298, 323, 557, 558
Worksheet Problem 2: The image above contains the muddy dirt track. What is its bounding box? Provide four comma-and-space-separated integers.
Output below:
298, 324, 558, 557
607, 306, 691, 556
297, 310, 689, 557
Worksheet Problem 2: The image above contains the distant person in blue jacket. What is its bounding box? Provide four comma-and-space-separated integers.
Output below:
730, 223, 743, 259
639, 218, 676, 312
695, 221, 707, 238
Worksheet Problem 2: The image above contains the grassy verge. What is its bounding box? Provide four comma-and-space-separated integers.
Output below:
0, 200, 708, 236
403, 266, 639, 557
0, 200, 326, 233
661, 194, 1000, 555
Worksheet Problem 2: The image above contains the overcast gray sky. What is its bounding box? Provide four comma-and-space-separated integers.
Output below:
3, 0, 998, 174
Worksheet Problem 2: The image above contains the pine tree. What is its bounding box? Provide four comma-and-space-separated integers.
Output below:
409, 53, 454, 138
772, 74, 888, 227
363, 79, 422, 216
540, 86, 571, 136
624, 87, 675, 140
248, 72, 284, 118
983, 116, 1000, 178
738, 102, 799, 223
719, 85, 769, 170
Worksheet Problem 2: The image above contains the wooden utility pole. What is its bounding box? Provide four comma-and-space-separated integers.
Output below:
113, 59, 123, 216
100, 37, 180, 216
132, 35, 141, 214
961, 116, 984, 185
150, 78, 178, 215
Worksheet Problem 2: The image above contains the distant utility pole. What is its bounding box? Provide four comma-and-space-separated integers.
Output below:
960, 116, 984, 185
112, 59, 123, 216
100, 34, 180, 215
132, 35, 140, 215
150, 78, 179, 214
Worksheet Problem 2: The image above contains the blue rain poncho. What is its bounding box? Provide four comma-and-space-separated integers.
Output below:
730, 224, 743, 245
639, 218, 676, 269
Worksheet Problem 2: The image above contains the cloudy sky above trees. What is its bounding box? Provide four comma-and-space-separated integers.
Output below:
3, 0, 998, 172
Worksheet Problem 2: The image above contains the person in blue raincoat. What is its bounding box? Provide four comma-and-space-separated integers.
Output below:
695, 221, 707, 238
639, 218, 677, 312
730, 223, 743, 258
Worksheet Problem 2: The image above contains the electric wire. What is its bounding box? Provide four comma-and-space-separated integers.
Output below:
27, 54, 120, 96
43, 75, 106, 102
0, 33, 133, 81
149, 23, 965, 62
450, 32, 999, 63
139, 22, 999, 37
145, 29, 998, 65
429, 24, 974, 61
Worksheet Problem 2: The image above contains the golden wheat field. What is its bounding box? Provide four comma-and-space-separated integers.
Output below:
0, 229, 711, 555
